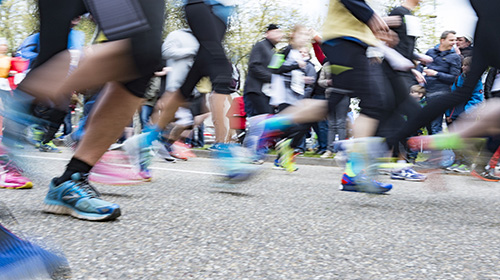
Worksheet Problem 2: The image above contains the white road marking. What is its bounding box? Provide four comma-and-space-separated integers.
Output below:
18, 154, 226, 176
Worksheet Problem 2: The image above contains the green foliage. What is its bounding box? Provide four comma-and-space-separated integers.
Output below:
73, 16, 97, 46
223, 0, 310, 88
164, 1, 188, 38
0, 0, 38, 54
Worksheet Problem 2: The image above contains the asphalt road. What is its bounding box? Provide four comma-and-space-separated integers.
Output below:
1, 147, 500, 279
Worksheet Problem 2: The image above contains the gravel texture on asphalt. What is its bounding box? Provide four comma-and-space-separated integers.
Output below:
1, 148, 500, 279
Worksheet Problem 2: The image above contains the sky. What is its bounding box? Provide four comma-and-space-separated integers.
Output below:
436, 0, 476, 37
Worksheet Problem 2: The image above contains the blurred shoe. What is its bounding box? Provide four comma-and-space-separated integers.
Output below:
207, 143, 225, 152
333, 151, 348, 167
276, 139, 298, 173
293, 149, 304, 156
12, 143, 24, 149
390, 167, 427, 182
213, 143, 258, 182
154, 142, 177, 163
0, 155, 33, 189
452, 164, 470, 173
445, 163, 459, 172
340, 172, 392, 194
89, 161, 152, 185
315, 149, 326, 155
44, 172, 121, 221
0, 224, 70, 279
252, 159, 265, 165
122, 133, 154, 176
471, 169, 500, 182
320, 150, 334, 159
170, 141, 195, 161
272, 158, 298, 171
39, 141, 61, 153
25, 124, 44, 146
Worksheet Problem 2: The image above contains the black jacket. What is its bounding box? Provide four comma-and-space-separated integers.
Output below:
420, 46, 461, 93
484, 67, 499, 98
243, 39, 276, 95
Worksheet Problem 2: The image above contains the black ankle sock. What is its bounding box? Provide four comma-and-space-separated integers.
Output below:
54, 157, 93, 185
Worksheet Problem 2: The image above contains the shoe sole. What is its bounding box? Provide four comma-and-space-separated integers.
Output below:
163, 157, 177, 163
390, 176, 426, 182
0, 181, 33, 189
470, 171, 500, 182
339, 184, 391, 194
43, 201, 121, 221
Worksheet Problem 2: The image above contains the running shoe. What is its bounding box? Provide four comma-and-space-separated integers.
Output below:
0, 155, 33, 189
452, 164, 471, 173
445, 163, 459, 172
214, 144, 258, 182
471, 169, 500, 182
276, 139, 297, 173
25, 124, 44, 147
122, 133, 155, 176
272, 158, 298, 171
154, 142, 177, 163
252, 159, 265, 165
207, 143, 225, 152
43, 173, 121, 221
390, 167, 427, 182
39, 141, 61, 153
89, 161, 152, 185
0, 224, 71, 279
340, 172, 392, 194
320, 150, 334, 159
171, 141, 196, 160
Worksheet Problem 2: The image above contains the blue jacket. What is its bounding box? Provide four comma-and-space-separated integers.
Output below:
422, 45, 461, 93
184, 0, 235, 26
446, 73, 484, 120
16, 29, 85, 69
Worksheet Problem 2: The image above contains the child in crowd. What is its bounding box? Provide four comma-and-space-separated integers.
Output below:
406, 84, 427, 164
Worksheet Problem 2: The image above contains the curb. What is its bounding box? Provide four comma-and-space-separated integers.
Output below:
191, 149, 340, 167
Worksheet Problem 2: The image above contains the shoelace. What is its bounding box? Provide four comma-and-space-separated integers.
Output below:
73, 174, 101, 197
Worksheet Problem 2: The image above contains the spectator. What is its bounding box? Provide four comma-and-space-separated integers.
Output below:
419, 30, 461, 134
243, 24, 283, 118
484, 67, 500, 99
456, 34, 473, 59
319, 61, 350, 159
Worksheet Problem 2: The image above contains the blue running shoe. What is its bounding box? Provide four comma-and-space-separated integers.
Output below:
390, 167, 427, 182
214, 144, 258, 182
123, 133, 155, 176
0, 224, 71, 279
340, 172, 392, 194
44, 173, 121, 221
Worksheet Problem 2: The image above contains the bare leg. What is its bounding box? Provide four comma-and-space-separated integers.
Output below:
19, 41, 138, 104
449, 99, 500, 138
155, 90, 188, 130
74, 82, 143, 165
210, 92, 230, 143
168, 124, 189, 143
279, 99, 329, 123
353, 114, 379, 138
